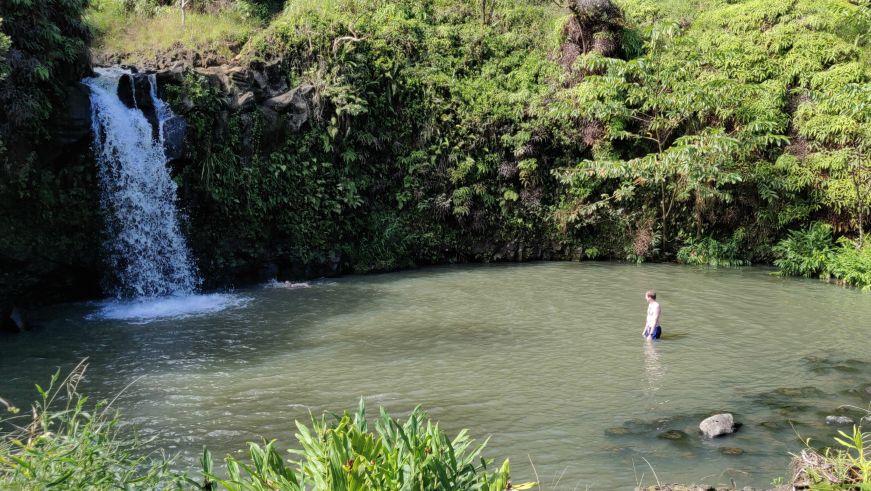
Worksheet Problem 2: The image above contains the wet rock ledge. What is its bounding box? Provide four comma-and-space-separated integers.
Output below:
146, 60, 313, 159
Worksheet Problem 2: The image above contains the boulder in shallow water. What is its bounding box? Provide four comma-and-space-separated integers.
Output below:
699, 413, 736, 438
719, 446, 745, 456
825, 415, 854, 425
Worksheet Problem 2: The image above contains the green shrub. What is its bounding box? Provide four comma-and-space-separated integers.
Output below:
773, 222, 836, 278
0, 361, 187, 490
828, 239, 871, 291
209, 399, 534, 490
677, 229, 749, 267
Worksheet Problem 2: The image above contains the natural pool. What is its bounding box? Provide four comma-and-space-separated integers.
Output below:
1, 262, 869, 488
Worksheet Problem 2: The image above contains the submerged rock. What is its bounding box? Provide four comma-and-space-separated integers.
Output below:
803, 355, 871, 374
699, 413, 737, 438
772, 387, 824, 398
749, 387, 823, 417
759, 420, 783, 431
658, 430, 688, 441
719, 447, 745, 456
825, 415, 854, 425
759, 419, 804, 432
605, 426, 632, 436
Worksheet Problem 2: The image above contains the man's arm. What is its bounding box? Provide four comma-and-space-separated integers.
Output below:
653, 303, 661, 327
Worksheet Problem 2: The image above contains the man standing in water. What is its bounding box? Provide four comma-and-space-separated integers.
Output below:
642, 290, 662, 340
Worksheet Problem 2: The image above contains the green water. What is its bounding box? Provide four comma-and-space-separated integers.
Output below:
2, 262, 870, 488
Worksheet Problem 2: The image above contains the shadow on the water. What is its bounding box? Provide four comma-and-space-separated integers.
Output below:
802, 354, 871, 374
658, 331, 689, 340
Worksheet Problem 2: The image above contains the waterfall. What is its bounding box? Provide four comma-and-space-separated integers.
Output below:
84, 67, 199, 299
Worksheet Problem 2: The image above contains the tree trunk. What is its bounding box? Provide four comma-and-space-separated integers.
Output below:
859, 212, 865, 248
850, 161, 868, 248
660, 182, 668, 250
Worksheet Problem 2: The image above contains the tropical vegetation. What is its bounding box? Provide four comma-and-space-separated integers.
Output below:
2, 0, 871, 300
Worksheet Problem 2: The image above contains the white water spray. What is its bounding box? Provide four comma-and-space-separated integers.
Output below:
84, 67, 198, 299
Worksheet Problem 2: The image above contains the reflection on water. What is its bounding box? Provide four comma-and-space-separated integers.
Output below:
2, 262, 870, 488
643, 340, 665, 405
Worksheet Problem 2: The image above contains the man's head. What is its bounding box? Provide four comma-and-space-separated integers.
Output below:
645, 290, 656, 302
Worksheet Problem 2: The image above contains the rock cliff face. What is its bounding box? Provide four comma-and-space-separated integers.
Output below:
155, 61, 314, 156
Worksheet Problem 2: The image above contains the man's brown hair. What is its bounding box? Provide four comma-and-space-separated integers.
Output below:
646, 290, 656, 300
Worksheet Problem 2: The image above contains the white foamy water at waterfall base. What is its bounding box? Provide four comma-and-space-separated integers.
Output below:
87, 293, 251, 323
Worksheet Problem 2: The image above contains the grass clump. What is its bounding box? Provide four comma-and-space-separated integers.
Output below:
86, 0, 258, 63
792, 419, 871, 490
0, 360, 187, 489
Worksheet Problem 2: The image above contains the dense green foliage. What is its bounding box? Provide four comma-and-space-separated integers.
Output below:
163, 0, 578, 281
0, 363, 187, 489
773, 222, 871, 289
152, 0, 871, 284
1, 366, 529, 490
556, 0, 871, 262
0, 0, 102, 308
773, 222, 836, 278
3, 0, 871, 301
0, 0, 90, 137
0, 20, 9, 83
826, 240, 871, 290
